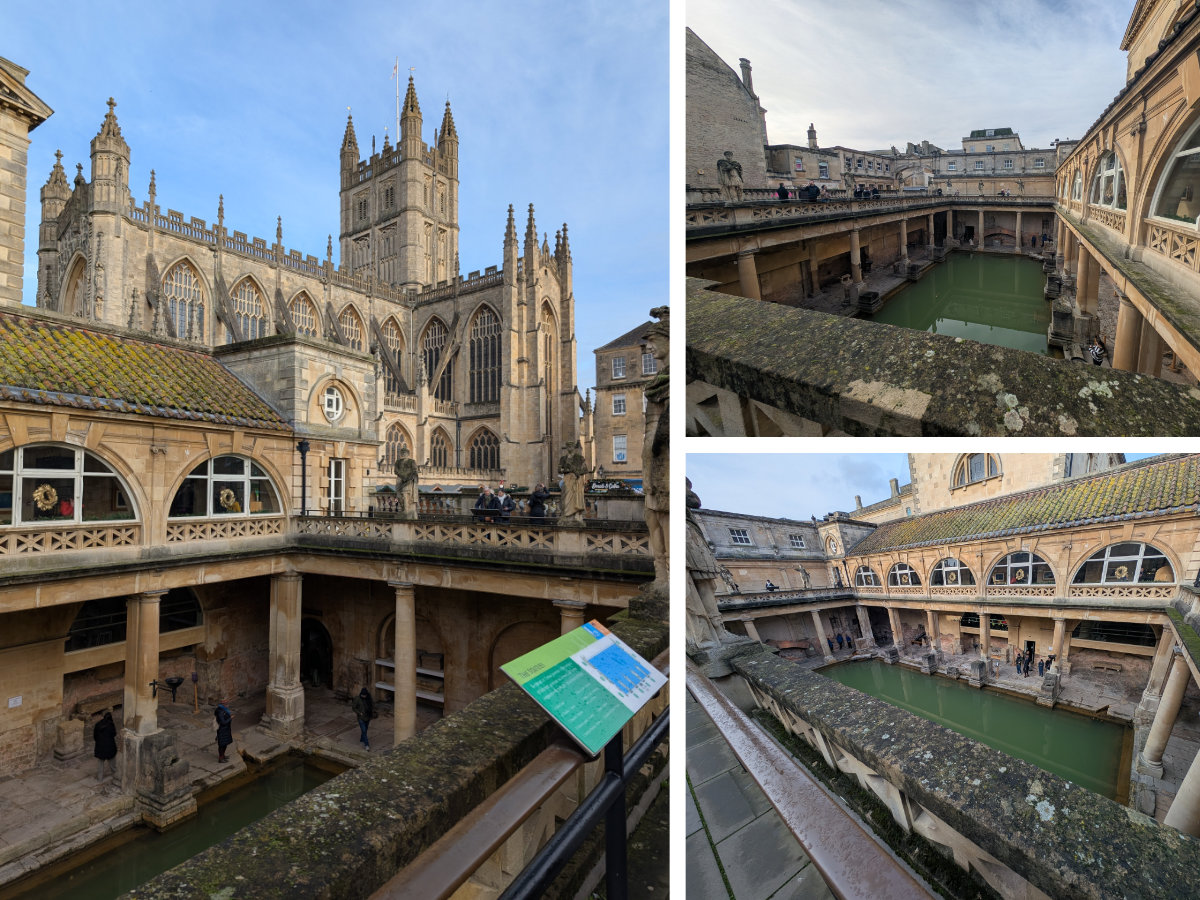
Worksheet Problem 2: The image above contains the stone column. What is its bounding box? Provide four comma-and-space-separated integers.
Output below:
946, 209, 954, 244
1138, 650, 1189, 777
898, 218, 909, 266
856, 605, 876, 648
124, 590, 167, 736
1075, 248, 1095, 315
390, 581, 417, 744
736, 249, 761, 301
1145, 628, 1179, 702
741, 618, 762, 643
263, 573, 305, 738
849, 228, 863, 284
1050, 617, 1066, 672
887, 607, 903, 650
553, 599, 588, 636
1113, 293, 1143, 372
979, 609, 991, 660
977, 209, 984, 246
1137, 321, 1163, 377
1015, 210, 1022, 250
811, 609, 834, 662
1064, 229, 1077, 275
1164, 726, 1200, 836
926, 609, 940, 654
926, 212, 935, 249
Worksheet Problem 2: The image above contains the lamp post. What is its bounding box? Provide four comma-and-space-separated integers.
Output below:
297, 440, 310, 517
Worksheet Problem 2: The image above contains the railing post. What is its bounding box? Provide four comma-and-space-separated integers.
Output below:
604, 731, 627, 900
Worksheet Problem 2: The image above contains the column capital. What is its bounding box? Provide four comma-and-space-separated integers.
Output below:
552, 598, 587, 612
132, 589, 169, 602
274, 571, 303, 584
736, 247, 757, 258
388, 580, 415, 590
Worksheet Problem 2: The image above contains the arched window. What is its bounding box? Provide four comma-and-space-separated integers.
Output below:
1089, 152, 1126, 210
930, 558, 976, 586
468, 430, 500, 470
338, 305, 364, 351
953, 453, 999, 487
469, 307, 501, 403
66, 589, 203, 652
1071, 170, 1083, 202
960, 612, 1009, 631
0, 445, 136, 526
289, 292, 319, 337
988, 551, 1052, 586
888, 563, 921, 586
429, 430, 449, 468
541, 303, 557, 429
383, 423, 410, 469
380, 317, 406, 399
854, 565, 880, 587
1152, 119, 1200, 223
422, 318, 453, 402
1072, 542, 1173, 584
63, 258, 86, 316
230, 278, 267, 341
162, 260, 205, 341
168, 456, 281, 518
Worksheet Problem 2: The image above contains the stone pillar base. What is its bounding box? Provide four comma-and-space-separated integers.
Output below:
919, 652, 937, 674
1136, 751, 1165, 780
1037, 672, 1060, 708
967, 658, 987, 687
53, 716, 86, 761
123, 729, 196, 831
880, 646, 899, 664
261, 684, 306, 739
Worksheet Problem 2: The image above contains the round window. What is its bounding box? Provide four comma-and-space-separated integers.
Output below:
323, 386, 345, 422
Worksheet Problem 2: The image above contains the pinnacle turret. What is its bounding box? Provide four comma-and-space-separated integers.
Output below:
524, 203, 537, 255
42, 150, 69, 197
341, 112, 358, 153
440, 101, 457, 140
403, 75, 421, 117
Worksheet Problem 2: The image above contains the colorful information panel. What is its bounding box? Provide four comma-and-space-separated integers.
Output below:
500, 620, 667, 756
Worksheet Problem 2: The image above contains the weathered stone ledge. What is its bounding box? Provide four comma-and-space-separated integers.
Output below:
732, 647, 1200, 899
687, 277, 1200, 436
124, 617, 668, 900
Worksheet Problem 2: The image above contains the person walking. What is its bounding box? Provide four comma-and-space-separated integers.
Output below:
352, 687, 375, 751
214, 702, 234, 763
1038, 657, 1046, 677
93, 711, 118, 782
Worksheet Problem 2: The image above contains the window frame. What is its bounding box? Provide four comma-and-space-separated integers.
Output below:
728, 527, 753, 546
611, 356, 627, 380
0, 445, 137, 527
167, 455, 281, 519
612, 434, 627, 463
1071, 542, 1174, 585
612, 393, 627, 416
788, 533, 806, 549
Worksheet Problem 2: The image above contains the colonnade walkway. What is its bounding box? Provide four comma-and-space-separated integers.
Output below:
0, 689, 438, 891
686, 690, 835, 900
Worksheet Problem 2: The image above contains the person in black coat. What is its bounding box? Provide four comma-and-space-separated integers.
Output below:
473, 487, 501, 523
807, 182, 820, 201
214, 702, 234, 763
93, 711, 118, 782
496, 488, 516, 523
529, 482, 551, 524
776, 182, 790, 201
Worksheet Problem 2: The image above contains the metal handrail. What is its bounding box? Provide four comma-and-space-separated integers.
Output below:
687, 663, 936, 900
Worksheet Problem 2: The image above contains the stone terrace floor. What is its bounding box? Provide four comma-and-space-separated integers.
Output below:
0, 687, 441, 891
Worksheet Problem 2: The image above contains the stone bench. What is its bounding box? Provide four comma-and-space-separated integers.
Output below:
1092, 661, 1123, 673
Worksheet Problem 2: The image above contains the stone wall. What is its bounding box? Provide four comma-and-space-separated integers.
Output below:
194, 580, 270, 704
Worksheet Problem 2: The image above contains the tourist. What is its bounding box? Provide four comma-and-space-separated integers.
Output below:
827, 635, 835, 653
819, 186, 830, 201
214, 702, 233, 763
835, 632, 843, 649
529, 482, 551, 525
496, 488, 515, 523
352, 687, 375, 751
1015, 654, 1023, 677
777, 182, 790, 201
807, 182, 820, 201
1090, 338, 1107, 366
93, 710, 117, 783
764, 579, 778, 592
1038, 657, 1045, 677
1024, 649, 1033, 677
473, 487, 500, 523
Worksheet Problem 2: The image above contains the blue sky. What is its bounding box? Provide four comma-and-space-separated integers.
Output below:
687, 453, 1162, 521
8, 0, 667, 388
687, 0, 1132, 152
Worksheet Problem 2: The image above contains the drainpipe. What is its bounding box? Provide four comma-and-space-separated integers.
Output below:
297, 440, 310, 516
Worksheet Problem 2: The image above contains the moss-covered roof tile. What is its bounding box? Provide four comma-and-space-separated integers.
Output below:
0, 311, 289, 431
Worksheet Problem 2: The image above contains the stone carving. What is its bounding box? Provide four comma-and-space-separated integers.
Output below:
392, 446, 419, 519
686, 478, 728, 652
642, 307, 669, 589
716, 151, 744, 202
557, 440, 589, 522
796, 565, 811, 589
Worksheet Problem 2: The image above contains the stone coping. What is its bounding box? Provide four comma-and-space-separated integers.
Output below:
686, 277, 1200, 436
124, 616, 668, 899
731, 647, 1200, 898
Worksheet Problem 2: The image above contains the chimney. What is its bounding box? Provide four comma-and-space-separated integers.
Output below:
739, 58, 754, 95
854, 495, 862, 509
889, 478, 899, 497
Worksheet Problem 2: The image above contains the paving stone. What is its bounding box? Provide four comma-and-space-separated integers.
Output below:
687, 733, 743, 786
693, 768, 773, 843
768, 863, 838, 900
686, 782, 703, 836
717, 809, 811, 900
686, 829, 732, 900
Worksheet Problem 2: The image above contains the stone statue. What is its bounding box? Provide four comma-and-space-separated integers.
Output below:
718, 565, 740, 594
686, 478, 728, 652
392, 446, 419, 519
716, 151, 744, 202
642, 307, 670, 589
796, 565, 811, 589
557, 440, 589, 522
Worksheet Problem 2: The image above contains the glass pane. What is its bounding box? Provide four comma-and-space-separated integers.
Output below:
1116, 174, 1127, 210
0, 474, 11, 524
212, 456, 244, 476
250, 462, 267, 477
188, 461, 207, 477
169, 478, 207, 517
1074, 560, 1104, 583
987, 456, 997, 477
1140, 557, 1171, 582
969, 454, 984, 481
1154, 152, 1200, 222
212, 481, 245, 515
0, 450, 12, 471
1109, 543, 1142, 558
21, 477, 76, 522
83, 453, 114, 474
248, 478, 280, 514
22, 447, 76, 470
1104, 560, 1134, 581
82, 476, 133, 521
160, 591, 202, 632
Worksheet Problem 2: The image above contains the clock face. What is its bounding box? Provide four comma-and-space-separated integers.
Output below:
323, 386, 345, 422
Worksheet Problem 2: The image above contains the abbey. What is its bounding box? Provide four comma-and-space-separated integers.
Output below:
31, 77, 579, 490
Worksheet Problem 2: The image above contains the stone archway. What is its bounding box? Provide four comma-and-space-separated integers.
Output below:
301, 618, 333, 689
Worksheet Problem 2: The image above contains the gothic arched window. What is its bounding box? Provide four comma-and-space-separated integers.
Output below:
469, 306, 501, 403
230, 278, 267, 341
468, 430, 499, 471
429, 430, 450, 468
422, 318, 453, 402
381, 317, 406, 399
162, 260, 205, 341
338, 305, 364, 351
289, 292, 319, 337
383, 423, 410, 469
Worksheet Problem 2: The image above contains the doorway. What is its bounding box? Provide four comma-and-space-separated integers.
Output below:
301, 618, 333, 689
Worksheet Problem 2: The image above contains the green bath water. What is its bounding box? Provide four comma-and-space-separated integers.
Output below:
822, 660, 1126, 799
8, 756, 337, 900
867, 252, 1051, 354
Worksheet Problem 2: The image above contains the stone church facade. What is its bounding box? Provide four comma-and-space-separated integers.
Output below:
33, 77, 579, 491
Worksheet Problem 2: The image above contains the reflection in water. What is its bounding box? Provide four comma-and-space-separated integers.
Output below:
867, 253, 1051, 355
12, 757, 337, 900
824, 660, 1124, 798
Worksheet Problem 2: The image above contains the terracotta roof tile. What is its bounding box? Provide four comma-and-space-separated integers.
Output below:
0, 312, 289, 431
849, 455, 1200, 555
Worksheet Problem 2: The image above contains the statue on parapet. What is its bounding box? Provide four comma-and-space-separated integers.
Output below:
557, 440, 589, 524
796, 565, 811, 589
392, 446, 419, 519
642, 307, 670, 590
716, 151, 744, 202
